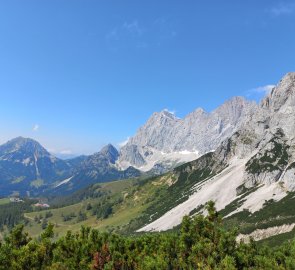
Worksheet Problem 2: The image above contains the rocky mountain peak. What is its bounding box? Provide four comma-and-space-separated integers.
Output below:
277, 72, 295, 89
146, 110, 178, 126
194, 107, 206, 114
100, 144, 119, 164
6, 136, 39, 147
215, 96, 255, 113
160, 109, 177, 118
258, 72, 295, 139
0, 136, 49, 157
187, 108, 207, 118
118, 95, 257, 171
262, 72, 295, 110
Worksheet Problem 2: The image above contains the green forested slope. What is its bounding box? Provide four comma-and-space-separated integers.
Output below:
2, 202, 295, 270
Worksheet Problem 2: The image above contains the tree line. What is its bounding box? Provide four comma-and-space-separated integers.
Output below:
0, 199, 37, 231
0, 201, 295, 269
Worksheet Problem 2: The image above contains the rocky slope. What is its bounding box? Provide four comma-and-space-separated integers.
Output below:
138, 72, 295, 232
118, 96, 257, 172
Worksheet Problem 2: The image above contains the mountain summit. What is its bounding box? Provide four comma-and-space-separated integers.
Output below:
100, 144, 119, 164
2, 73, 295, 200
118, 96, 257, 172
0, 137, 49, 157
0, 137, 71, 196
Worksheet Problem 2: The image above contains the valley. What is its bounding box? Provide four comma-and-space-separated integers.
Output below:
2, 2, 295, 267
1, 72, 295, 254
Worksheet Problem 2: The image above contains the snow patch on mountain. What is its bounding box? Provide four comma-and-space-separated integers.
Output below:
118, 149, 200, 172
55, 176, 74, 187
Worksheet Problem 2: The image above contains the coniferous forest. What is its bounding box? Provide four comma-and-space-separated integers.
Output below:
1, 202, 295, 270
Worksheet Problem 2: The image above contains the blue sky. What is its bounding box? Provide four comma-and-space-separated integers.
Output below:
0, 1, 295, 156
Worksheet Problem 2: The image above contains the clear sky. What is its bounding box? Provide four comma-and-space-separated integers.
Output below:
0, 1, 295, 157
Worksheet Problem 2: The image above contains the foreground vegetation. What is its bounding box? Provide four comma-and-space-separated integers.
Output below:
2, 174, 295, 248
2, 202, 295, 269
0, 198, 38, 233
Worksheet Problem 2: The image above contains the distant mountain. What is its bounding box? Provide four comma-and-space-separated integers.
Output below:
3, 74, 294, 203
0, 97, 260, 196
53, 144, 141, 194
6, 72, 295, 245
0, 138, 141, 196
118, 96, 257, 172
0, 137, 71, 196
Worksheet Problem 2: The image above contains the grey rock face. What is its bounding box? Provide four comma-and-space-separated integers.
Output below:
118, 96, 257, 171
213, 72, 295, 189
262, 72, 295, 139
138, 72, 295, 232
99, 144, 119, 164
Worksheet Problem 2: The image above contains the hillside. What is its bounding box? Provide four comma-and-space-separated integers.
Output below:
3, 72, 295, 246
21, 155, 295, 245
136, 73, 295, 236
5, 202, 295, 270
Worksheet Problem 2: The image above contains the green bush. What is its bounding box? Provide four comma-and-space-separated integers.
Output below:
0, 202, 294, 269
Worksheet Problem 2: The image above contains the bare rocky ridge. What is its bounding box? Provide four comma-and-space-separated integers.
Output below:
118, 96, 257, 171
139, 72, 295, 232
232, 73, 295, 189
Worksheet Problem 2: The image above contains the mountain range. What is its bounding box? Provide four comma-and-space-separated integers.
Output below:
1, 72, 295, 241
0, 89, 257, 196
138, 72, 295, 232
118, 96, 257, 172
0, 138, 140, 196
1, 72, 295, 244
